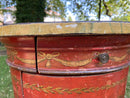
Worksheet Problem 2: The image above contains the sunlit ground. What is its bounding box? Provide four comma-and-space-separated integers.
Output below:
0, 56, 129, 98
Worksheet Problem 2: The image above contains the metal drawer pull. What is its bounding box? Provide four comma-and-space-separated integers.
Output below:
98, 53, 109, 64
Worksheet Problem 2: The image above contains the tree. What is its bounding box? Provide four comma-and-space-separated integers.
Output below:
66, 0, 98, 21
65, 0, 130, 21
1, 0, 130, 22
112, 16, 130, 21
15, 0, 46, 23
0, 0, 16, 24
0, 0, 66, 23
0, 1, 7, 23
46, 0, 66, 19
0, 3, 3, 23
101, 0, 130, 18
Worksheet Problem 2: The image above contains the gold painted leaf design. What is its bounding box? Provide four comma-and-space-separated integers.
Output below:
46, 60, 51, 67
38, 52, 60, 59
11, 50, 128, 67
38, 52, 92, 67
110, 54, 127, 62
54, 58, 92, 67
16, 56, 46, 65
16, 56, 36, 64
23, 77, 127, 94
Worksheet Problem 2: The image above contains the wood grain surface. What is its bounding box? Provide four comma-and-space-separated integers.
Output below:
0, 22, 130, 36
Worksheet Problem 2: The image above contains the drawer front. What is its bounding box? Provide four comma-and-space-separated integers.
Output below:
1, 37, 36, 72
37, 35, 130, 74
1, 35, 129, 75
22, 67, 129, 98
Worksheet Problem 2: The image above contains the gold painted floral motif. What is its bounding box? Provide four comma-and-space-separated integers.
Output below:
7, 49, 129, 68
38, 52, 92, 67
11, 75, 21, 97
110, 55, 127, 62
7, 49, 17, 61
7, 49, 36, 64
23, 77, 127, 94
12, 75, 20, 84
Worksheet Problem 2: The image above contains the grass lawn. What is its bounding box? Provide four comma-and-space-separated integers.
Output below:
0, 56, 129, 98
126, 67, 130, 98
0, 46, 6, 51
0, 56, 14, 98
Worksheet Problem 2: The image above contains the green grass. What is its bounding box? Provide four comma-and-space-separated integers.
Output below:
0, 46, 6, 51
0, 56, 129, 98
0, 56, 14, 98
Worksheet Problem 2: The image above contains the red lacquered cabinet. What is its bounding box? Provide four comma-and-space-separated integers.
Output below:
0, 22, 130, 98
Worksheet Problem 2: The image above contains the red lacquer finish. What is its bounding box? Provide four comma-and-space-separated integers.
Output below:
10, 67, 23, 98
0, 35, 130, 98
0, 37, 36, 72
0, 22, 130, 98
22, 67, 129, 98
37, 35, 130, 74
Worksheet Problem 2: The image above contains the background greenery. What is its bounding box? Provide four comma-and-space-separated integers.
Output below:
0, 56, 14, 98
15, 0, 46, 23
0, 46, 6, 51
0, 0, 130, 22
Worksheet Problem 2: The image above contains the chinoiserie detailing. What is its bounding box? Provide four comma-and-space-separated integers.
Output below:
38, 52, 92, 67
12, 75, 20, 84
7, 49, 129, 68
7, 49, 17, 62
110, 55, 127, 62
23, 77, 127, 94
11, 75, 20, 97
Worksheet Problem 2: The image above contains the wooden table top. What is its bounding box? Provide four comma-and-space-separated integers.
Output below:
0, 22, 130, 36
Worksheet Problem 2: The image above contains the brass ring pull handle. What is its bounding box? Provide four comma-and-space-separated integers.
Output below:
98, 53, 109, 64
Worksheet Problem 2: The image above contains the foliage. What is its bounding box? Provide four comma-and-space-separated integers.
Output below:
0, 0, 15, 12
66, 0, 130, 21
1, 0, 130, 21
101, 0, 130, 19
0, 0, 66, 22
0, 1, 5, 18
68, 16, 73, 21
66, 0, 99, 21
0, 0, 16, 23
46, 0, 66, 19
0, 46, 6, 51
15, 0, 46, 23
112, 16, 130, 21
